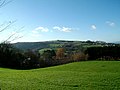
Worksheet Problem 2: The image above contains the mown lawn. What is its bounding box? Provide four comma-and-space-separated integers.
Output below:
0, 61, 120, 90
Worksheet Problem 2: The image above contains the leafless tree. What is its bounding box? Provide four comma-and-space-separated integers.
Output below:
4, 23, 24, 43
0, 0, 11, 8
0, 0, 23, 43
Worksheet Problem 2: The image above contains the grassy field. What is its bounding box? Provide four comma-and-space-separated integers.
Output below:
0, 61, 120, 90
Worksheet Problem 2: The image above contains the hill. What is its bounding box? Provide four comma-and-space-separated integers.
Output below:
13, 40, 117, 51
0, 61, 120, 90
13, 41, 49, 51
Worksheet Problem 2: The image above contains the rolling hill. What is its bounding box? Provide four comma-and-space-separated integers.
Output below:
13, 40, 115, 51
0, 61, 120, 90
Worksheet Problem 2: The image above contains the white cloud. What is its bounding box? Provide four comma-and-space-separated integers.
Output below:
31, 26, 48, 38
53, 26, 72, 32
53, 26, 61, 30
91, 25, 97, 30
61, 27, 72, 32
106, 21, 115, 27
35, 27, 49, 32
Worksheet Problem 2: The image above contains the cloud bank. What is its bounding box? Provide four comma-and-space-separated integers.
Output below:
35, 27, 49, 32
53, 26, 72, 32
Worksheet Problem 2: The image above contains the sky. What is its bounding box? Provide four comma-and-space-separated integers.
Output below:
0, 0, 120, 43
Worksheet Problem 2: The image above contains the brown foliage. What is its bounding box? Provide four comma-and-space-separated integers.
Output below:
56, 48, 65, 60
72, 52, 88, 61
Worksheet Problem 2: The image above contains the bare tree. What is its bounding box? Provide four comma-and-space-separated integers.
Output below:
4, 24, 24, 43
0, 20, 24, 43
0, 0, 11, 8
0, 20, 15, 32
0, 0, 23, 43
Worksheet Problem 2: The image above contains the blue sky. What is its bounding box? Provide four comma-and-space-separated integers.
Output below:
0, 0, 120, 42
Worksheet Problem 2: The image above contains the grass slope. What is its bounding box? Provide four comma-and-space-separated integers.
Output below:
0, 61, 120, 90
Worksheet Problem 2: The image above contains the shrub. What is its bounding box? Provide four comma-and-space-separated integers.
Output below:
0, 42, 25, 68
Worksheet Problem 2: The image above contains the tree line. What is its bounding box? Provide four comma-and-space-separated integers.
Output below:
85, 46, 120, 60
0, 42, 120, 69
0, 42, 88, 69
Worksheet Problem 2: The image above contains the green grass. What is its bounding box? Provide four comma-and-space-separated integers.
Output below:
0, 61, 120, 90
39, 48, 52, 54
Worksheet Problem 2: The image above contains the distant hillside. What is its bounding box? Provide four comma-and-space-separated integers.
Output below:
13, 40, 76, 51
13, 42, 50, 51
13, 40, 118, 51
